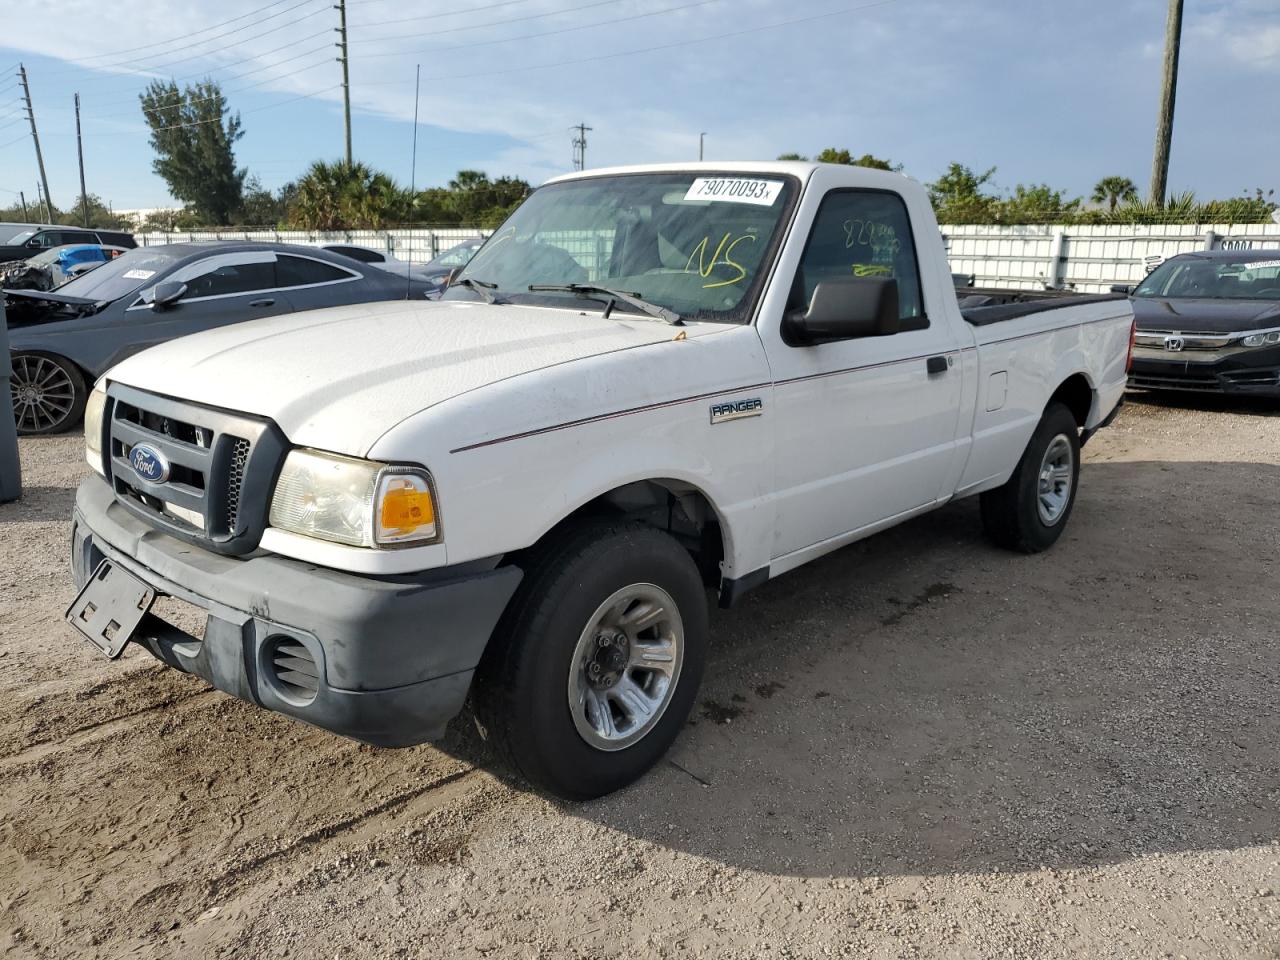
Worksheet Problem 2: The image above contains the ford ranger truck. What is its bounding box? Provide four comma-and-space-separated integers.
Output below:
66, 163, 1134, 799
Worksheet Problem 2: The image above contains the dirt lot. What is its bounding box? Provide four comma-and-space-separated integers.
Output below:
1, 394, 1278, 960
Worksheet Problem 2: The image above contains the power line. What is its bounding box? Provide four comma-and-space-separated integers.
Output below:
368, 0, 902, 86
87, 49, 337, 121
356, 0, 723, 63
79, 32, 335, 110
85, 84, 344, 137
352, 0, 632, 43
36, 0, 330, 78
35, 0, 331, 84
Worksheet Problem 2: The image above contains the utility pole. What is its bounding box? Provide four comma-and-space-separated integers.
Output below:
699, 132, 705, 161
36, 182, 50, 224
571, 122, 592, 171
335, 0, 352, 165
18, 191, 28, 221
1149, 0, 1184, 206
75, 93, 89, 227
18, 65, 52, 223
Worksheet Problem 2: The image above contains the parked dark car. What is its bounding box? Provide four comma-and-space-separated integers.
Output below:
0, 224, 136, 265
1, 244, 127, 291
418, 237, 485, 292
1121, 250, 1280, 397
5, 242, 434, 434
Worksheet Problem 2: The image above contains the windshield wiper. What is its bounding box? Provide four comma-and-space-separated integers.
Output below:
528, 283, 683, 325
452, 276, 501, 304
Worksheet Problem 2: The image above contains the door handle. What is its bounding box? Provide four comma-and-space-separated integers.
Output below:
926, 355, 949, 375
249, 298, 275, 308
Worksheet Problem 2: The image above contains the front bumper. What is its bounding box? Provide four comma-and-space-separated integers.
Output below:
1129, 346, 1280, 396
70, 475, 522, 746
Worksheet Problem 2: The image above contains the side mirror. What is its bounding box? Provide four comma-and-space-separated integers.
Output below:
25, 238, 40, 249
1109, 284, 1134, 295
144, 280, 188, 310
785, 277, 900, 345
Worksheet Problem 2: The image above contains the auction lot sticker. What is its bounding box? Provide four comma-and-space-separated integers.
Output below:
684, 177, 783, 206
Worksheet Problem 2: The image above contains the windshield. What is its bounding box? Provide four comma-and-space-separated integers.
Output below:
55, 248, 178, 301
1135, 256, 1280, 301
6, 229, 36, 246
447, 172, 798, 322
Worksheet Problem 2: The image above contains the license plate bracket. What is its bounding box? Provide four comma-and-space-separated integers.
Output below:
65, 559, 157, 659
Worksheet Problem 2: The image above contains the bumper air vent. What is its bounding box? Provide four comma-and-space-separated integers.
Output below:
267, 637, 321, 704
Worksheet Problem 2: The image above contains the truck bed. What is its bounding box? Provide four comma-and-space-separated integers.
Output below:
961, 292, 1130, 327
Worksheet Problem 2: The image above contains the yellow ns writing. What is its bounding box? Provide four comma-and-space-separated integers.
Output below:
684, 233, 756, 289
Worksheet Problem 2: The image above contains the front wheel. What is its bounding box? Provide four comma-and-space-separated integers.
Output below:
980, 402, 1081, 553
473, 523, 708, 800
11, 352, 87, 436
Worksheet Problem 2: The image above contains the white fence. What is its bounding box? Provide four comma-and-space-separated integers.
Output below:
138, 223, 1280, 292
943, 223, 1280, 292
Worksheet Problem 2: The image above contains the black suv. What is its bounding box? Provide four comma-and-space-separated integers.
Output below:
0, 224, 137, 265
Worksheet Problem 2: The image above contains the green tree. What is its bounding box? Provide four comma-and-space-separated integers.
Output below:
139, 79, 245, 224
928, 162, 998, 223
1091, 176, 1139, 212
234, 176, 293, 226
286, 160, 410, 230
995, 183, 1081, 223
776, 152, 808, 161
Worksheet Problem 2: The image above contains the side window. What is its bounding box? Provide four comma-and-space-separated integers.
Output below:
792, 190, 925, 330
329, 245, 382, 263
276, 255, 353, 287
32, 232, 59, 248
183, 260, 275, 299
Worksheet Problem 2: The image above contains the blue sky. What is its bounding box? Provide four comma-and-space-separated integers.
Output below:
0, 0, 1277, 212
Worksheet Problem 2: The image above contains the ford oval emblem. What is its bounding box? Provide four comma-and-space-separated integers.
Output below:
129, 444, 170, 484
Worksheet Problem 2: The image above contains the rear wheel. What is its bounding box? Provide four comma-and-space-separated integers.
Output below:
473, 523, 708, 800
10, 352, 86, 436
980, 402, 1081, 553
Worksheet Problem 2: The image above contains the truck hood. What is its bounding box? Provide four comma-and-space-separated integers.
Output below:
105, 299, 720, 455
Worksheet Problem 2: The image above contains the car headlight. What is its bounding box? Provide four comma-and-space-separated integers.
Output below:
84, 385, 107, 475
268, 448, 440, 548
1241, 330, 1280, 348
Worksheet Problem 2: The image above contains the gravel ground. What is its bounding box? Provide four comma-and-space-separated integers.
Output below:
1, 393, 1278, 959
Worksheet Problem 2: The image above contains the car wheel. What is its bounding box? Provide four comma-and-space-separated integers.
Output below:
10, 352, 87, 436
979, 401, 1081, 553
473, 522, 708, 800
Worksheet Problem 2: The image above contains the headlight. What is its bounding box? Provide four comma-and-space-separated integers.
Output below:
268, 448, 440, 548
1241, 330, 1280, 348
84, 385, 107, 475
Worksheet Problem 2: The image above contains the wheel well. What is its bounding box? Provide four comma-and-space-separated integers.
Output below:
1049, 373, 1093, 427
518, 480, 726, 593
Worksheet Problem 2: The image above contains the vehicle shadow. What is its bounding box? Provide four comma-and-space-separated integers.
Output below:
1127, 387, 1280, 417
0, 484, 78, 523
444, 459, 1280, 879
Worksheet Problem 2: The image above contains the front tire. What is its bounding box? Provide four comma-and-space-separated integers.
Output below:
980, 402, 1081, 553
473, 523, 708, 800
11, 352, 87, 436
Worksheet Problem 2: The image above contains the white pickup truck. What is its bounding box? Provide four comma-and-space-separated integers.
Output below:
67, 162, 1134, 799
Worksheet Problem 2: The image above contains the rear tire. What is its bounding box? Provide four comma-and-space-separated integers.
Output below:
473, 522, 708, 800
10, 352, 87, 436
980, 402, 1081, 553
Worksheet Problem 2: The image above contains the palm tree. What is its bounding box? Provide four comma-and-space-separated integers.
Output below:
1091, 176, 1139, 212
289, 160, 409, 230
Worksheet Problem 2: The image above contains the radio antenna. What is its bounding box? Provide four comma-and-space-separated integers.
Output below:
407, 63, 421, 301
